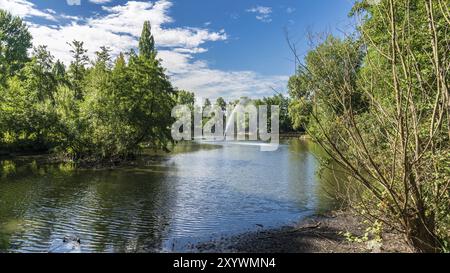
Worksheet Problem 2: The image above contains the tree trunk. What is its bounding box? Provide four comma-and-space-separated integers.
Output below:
405, 211, 439, 253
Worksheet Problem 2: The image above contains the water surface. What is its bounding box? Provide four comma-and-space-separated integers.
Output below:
0, 139, 337, 252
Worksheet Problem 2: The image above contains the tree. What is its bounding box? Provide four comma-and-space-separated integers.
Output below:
260, 94, 293, 133
174, 90, 196, 136
0, 10, 32, 86
215, 97, 227, 111
139, 21, 156, 59
114, 52, 126, 70
68, 40, 89, 98
203, 98, 211, 109
52, 84, 85, 157
287, 35, 367, 135
58, 22, 175, 160
177, 90, 196, 107
21, 46, 57, 101
288, 0, 449, 252
0, 17, 176, 160
287, 71, 313, 131
0, 74, 56, 153
288, 98, 312, 132
0, 44, 59, 153
94, 46, 112, 69
52, 60, 68, 86
125, 46, 175, 152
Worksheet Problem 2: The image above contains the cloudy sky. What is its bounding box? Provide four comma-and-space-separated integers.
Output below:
0, 0, 354, 100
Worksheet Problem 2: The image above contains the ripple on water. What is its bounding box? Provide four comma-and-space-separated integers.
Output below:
0, 140, 338, 252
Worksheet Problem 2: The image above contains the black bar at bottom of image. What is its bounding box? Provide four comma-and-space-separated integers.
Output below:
0, 253, 443, 272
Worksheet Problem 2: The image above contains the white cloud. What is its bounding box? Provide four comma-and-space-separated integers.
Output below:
45, 8, 56, 14
28, 22, 137, 64
27, 1, 226, 63
247, 6, 272, 15
247, 6, 272, 23
173, 68, 288, 100
8, 0, 287, 100
0, 0, 56, 21
86, 1, 227, 49
89, 0, 112, 4
159, 50, 288, 100
173, 47, 208, 54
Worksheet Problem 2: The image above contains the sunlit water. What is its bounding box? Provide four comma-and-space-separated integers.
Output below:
0, 139, 338, 253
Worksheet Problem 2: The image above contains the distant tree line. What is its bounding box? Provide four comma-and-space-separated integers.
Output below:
0, 9, 302, 163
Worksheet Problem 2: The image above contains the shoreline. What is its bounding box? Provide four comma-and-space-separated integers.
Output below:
1, 136, 307, 170
191, 211, 412, 253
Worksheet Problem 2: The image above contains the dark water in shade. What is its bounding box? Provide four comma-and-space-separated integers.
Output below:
0, 139, 339, 253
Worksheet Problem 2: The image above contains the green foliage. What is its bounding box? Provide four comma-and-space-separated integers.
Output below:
288, 98, 312, 131
215, 97, 227, 111
287, 36, 366, 133
0, 44, 59, 153
52, 60, 67, 85
0, 12, 176, 162
176, 90, 196, 118
0, 76, 56, 152
287, 0, 449, 252
94, 46, 112, 68
68, 40, 89, 99
52, 85, 85, 156
0, 10, 32, 86
139, 21, 156, 59
21, 46, 58, 101
54, 29, 175, 160
341, 220, 383, 244
203, 98, 211, 108
255, 94, 293, 133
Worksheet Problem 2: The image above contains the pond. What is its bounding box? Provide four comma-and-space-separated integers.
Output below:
0, 138, 339, 253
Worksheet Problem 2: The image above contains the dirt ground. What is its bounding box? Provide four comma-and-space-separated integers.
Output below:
193, 211, 413, 253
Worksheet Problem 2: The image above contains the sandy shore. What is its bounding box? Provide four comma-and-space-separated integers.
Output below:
193, 211, 412, 253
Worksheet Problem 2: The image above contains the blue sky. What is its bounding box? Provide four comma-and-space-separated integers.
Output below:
0, 0, 355, 100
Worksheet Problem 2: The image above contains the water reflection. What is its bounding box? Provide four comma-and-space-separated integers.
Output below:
0, 139, 339, 253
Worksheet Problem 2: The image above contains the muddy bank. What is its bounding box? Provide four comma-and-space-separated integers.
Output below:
193, 211, 412, 253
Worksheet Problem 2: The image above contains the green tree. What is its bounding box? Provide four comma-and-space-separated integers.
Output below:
203, 98, 211, 108
215, 97, 227, 111
58, 26, 176, 159
291, 0, 449, 252
20, 46, 57, 101
287, 36, 366, 134
0, 44, 59, 152
52, 84, 85, 157
52, 60, 68, 86
68, 40, 89, 99
139, 21, 156, 59
126, 46, 175, 152
0, 75, 56, 152
177, 90, 196, 107
288, 98, 312, 131
260, 94, 292, 133
0, 10, 32, 86
94, 46, 112, 69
